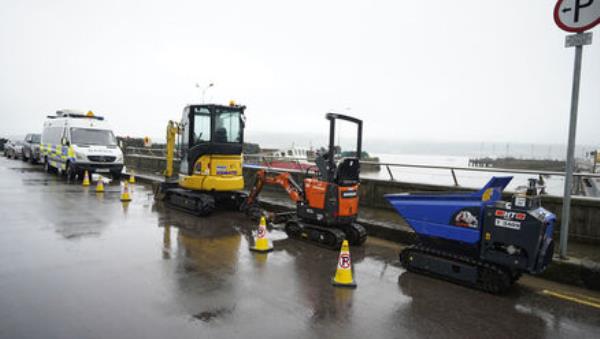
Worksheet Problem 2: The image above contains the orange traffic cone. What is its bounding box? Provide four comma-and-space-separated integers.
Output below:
250, 216, 273, 252
332, 240, 356, 288
82, 170, 90, 186
120, 181, 132, 202
96, 176, 105, 193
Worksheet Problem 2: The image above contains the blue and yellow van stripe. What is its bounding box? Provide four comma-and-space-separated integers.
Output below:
39, 144, 76, 170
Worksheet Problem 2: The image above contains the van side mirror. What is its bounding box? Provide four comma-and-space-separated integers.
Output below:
61, 137, 69, 146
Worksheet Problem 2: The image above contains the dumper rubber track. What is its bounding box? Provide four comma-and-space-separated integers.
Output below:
164, 188, 215, 216
284, 220, 346, 250
399, 244, 513, 294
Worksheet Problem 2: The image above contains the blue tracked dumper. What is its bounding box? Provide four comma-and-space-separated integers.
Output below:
385, 177, 556, 293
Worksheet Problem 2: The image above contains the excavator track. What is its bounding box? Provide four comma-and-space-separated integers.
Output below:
399, 244, 513, 294
339, 223, 368, 246
284, 220, 346, 250
164, 188, 215, 216
283, 219, 367, 250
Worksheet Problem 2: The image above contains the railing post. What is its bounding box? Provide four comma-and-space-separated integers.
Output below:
386, 165, 394, 181
451, 168, 459, 186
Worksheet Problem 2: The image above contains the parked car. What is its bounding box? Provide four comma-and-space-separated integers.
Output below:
4, 140, 24, 159
22, 133, 42, 163
0, 138, 8, 152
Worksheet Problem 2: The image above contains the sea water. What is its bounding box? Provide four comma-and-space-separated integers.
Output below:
362, 153, 566, 196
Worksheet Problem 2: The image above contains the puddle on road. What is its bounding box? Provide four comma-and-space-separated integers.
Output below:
21, 178, 56, 185
7, 166, 43, 172
62, 231, 102, 239
192, 306, 236, 323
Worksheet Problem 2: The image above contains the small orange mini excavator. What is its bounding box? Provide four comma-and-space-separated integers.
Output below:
242, 113, 367, 249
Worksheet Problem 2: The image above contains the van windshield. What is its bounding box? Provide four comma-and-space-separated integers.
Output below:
70, 128, 117, 146
31, 134, 41, 143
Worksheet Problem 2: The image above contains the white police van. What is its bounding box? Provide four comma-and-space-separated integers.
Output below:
41, 110, 124, 179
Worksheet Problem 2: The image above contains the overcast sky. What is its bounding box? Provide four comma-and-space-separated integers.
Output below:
1, 0, 599, 147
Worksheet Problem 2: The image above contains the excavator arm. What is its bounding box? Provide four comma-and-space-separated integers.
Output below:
244, 169, 304, 208
164, 120, 180, 178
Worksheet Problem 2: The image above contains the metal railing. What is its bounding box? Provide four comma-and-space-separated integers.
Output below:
125, 146, 170, 157
363, 160, 600, 183
124, 150, 600, 197
244, 154, 600, 186
124, 150, 600, 184
244, 154, 600, 199
243, 154, 316, 172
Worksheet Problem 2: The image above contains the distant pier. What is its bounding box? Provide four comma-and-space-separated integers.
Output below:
469, 157, 566, 171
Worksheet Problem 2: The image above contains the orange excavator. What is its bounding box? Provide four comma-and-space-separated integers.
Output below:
242, 113, 367, 249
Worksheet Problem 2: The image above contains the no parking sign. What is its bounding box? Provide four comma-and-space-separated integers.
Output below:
554, 0, 600, 32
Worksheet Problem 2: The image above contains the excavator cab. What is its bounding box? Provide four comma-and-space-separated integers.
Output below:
301, 113, 363, 226
157, 102, 247, 216
317, 113, 362, 185
178, 103, 246, 192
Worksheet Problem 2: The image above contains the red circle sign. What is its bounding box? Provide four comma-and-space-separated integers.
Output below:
554, 0, 600, 32
339, 253, 351, 269
257, 227, 266, 239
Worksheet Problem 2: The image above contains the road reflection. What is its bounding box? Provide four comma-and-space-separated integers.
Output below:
396, 271, 548, 338
157, 208, 244, 322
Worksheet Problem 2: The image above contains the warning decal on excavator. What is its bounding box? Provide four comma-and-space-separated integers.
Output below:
495, 210, 526, 221
216, 165, 236, 175
342, 190, 357, 198
495, 218, 521, 230
482, 188, 494, 202
451, 208, 479, 229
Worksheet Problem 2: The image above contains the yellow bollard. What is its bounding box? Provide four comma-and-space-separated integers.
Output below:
129, 171, 135, 184
332, 240, 356, 288
250, 216, 273, 252
96, 176, 105, 193
120, 181, 132, 202
82, 170, 90, 187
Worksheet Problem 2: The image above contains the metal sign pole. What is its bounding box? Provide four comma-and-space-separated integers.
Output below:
559, 32, 585, 259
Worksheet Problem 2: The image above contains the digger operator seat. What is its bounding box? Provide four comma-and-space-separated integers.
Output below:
334, 158, 360, 186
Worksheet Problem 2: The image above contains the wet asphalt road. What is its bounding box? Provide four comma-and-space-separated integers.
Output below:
1, 157, 599, 339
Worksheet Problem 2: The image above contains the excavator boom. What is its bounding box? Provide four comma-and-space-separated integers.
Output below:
245, 169, 304, 207
164, 120, 180, 178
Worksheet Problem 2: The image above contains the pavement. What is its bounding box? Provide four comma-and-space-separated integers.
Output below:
1, 156, 600, 339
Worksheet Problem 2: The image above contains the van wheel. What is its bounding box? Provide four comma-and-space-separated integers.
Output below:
66, 162, 77, 181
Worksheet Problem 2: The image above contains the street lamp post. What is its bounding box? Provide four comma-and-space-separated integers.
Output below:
195, 82, 214, 103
